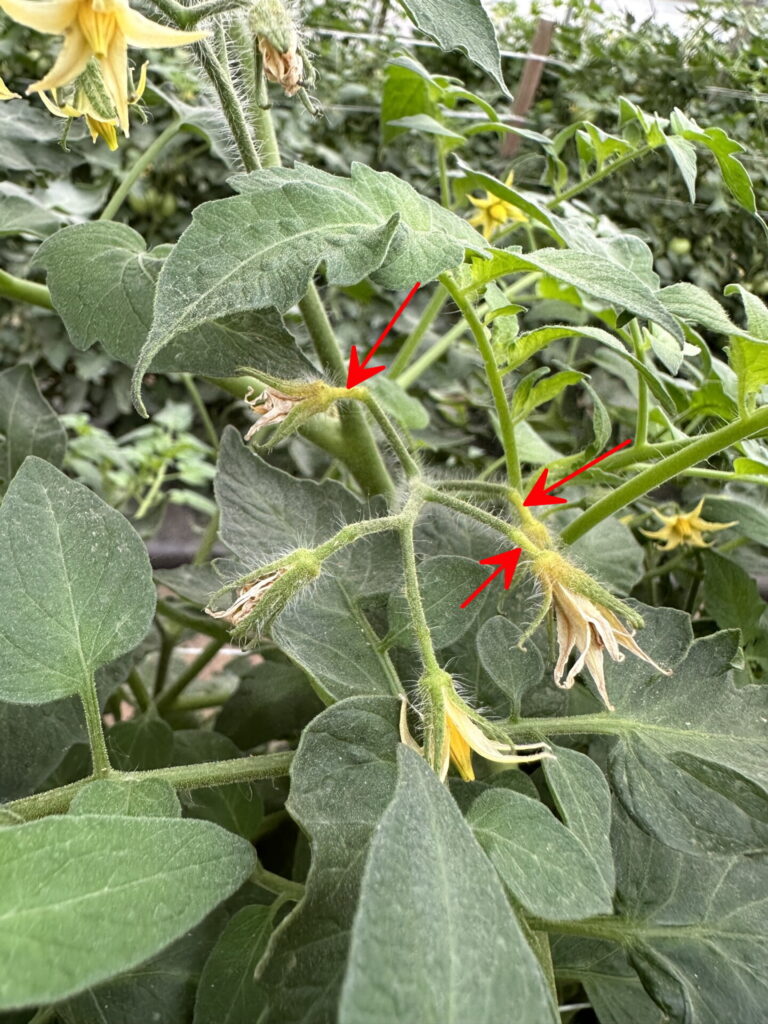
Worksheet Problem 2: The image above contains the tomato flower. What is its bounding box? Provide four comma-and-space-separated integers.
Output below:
641, 498, 736, 551
468, 171, 528, 240
0, 0, 205, 132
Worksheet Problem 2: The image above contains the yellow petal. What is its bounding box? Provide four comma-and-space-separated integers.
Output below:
86, 113, 118, 149
38, 89, 72, 116
0, 76, 21, 100
98, 31, 129, 132
0, 0, 77, 33
117, 6, 206, 48
27, 27, 91, 93
130, 59, 148, 102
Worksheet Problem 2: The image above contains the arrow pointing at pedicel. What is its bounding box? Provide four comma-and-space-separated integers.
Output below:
523, 439, 633, 508
345, 282, 421, 389
460, 548, 522, 609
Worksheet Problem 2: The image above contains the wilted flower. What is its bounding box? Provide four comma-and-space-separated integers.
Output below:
38, 59, 147, 149
0, 77, 20, 100
402, 675, 551, 782
529, 551, 671, 710
549, 579, 670, 711
244, 386, 301, 440
251, 0, 304, 97
468, 170, 528, 240
259, 36, 302, 97
0, 0, 205, 132
206, 566, 288, 628
206, 548, 321, 640
641, 498, 736, 551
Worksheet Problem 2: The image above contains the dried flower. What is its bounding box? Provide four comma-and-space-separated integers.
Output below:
402, 674, 551, 782
550, 580, 670, 710
244, 386, 301, 440
0, 0, 205, 132
641, 498, 736, 551
258, 36, 302, 97
468, 171, 528, 241
206, 548, 321, 640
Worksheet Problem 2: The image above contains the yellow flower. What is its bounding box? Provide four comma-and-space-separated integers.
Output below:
0, 0, 205, 132
468, 170, 528, 240
400, 682, 551, 782
0, 76, 21, 100
550, 581, 670, 711
38, 59, 146, 149
641, 498, 737, 551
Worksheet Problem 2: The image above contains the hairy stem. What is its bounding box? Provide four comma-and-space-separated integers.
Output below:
3, 751, 294, 823
195, 37, 261, 172
440, 273, 522, 491
156, 636, 226, 712
358, 391, 421, 478
80, 678, 111, 777
419, 485, 537, 555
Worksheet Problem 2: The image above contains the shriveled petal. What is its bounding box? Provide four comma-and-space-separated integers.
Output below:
117, 6, 206, 48
584, 645, 613, 710
27, 27, 91, 93
447, 717, 475, 781
0, 0, 78, 34
99, 30, 129, 132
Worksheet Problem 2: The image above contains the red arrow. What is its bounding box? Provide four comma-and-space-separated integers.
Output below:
460, 548, 522, 609
345, 282, 421, 388
523, 439, 633, 507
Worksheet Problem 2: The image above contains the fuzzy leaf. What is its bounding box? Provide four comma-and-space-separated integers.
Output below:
134, 163, 485, 407
395, 0, 507, 94
339, 748, 558, 1023
0, 365, 66, 494
0, 459, 155, 704
0, 815, 254, 1009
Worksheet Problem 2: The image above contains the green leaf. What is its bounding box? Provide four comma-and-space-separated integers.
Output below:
368, 375, 430, 430
467, 786, 613, 920
728, 335, 768, 409
0, 815, 254, 1009
474, 248, 684, 342
598, 607, 768, 855
33, 222, 313, 379
0, 459, 155, 704
69, 778, 182, 818
194, 905, 272, 1024
569, 517, 645, 594
274, 575, 401, 702
107, 718, 175, 771
552, 936, 667, 1024
611, 807, 768, 1023
135, 163, 485, 405
254, 696, 401, 1022
664, 134, 698, 203
477, 615, 544, 716
725, 282, 768, 338
0, 366, 66, 494
215, 428, 389, 576
0, 182, 66, 238
702, 550, 766, 645
388, 555, 491, 650
543, 745, 615, 894
387, 113, 464, 140
395, 0, 507, 94
60, 912, 229, 1024
0, 696, 85, 801
338, 747, 557, 1023
216, 658, 323, 749
659, 282, 742, 337
670, 108, 757, 213
380, 58, 446, 146
512, 369, 584, 423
